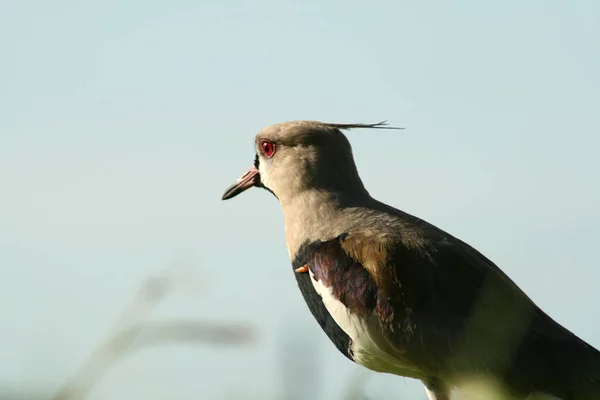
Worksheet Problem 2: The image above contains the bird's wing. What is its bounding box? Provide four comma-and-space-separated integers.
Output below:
292, 239, 355, 362
336, 227, 600, 399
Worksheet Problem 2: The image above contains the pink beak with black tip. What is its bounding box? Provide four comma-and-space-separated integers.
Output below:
221, 166, 260, 200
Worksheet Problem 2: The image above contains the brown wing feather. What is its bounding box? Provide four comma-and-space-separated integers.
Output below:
338, 228, 600, 399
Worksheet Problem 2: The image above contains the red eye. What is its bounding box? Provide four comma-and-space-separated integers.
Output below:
260, 139, 276, 158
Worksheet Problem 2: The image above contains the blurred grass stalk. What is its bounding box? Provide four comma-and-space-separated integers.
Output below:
51, 259, 255, 400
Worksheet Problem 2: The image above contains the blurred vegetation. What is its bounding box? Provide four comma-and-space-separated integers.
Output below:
2, 261, 390, 400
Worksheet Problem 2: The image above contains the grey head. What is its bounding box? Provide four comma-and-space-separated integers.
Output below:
221, 120, 400, 203
221, 120, 402, 254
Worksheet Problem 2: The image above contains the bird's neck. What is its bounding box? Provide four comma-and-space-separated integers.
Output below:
279, 189, 371, 259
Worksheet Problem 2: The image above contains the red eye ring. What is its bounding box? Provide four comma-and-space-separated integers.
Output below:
259, 139, 276, 158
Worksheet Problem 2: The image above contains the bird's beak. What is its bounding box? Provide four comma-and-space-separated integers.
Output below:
221, 166, 260, 200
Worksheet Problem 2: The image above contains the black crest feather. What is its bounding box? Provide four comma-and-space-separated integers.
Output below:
323, 121, 404, 131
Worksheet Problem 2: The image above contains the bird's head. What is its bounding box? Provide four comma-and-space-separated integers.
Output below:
221, 120, 400, 203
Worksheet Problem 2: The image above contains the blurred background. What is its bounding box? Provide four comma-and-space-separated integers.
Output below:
1, 0, 599, 399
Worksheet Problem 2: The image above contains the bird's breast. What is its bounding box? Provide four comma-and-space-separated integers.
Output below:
307, 268, 426, 379
294, 235, 427, 379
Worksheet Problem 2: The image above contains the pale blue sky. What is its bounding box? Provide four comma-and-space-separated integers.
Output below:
1, 1, 599, 399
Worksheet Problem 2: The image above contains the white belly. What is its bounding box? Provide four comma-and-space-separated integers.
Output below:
308, 270, 424, 378
449, 379, 564, 400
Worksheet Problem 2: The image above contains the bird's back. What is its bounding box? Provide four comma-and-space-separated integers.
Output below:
346, 199, 600, 399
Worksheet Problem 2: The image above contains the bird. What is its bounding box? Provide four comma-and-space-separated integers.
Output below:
221, 120, 600, 400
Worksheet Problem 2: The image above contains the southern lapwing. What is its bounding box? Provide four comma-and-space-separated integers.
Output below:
221, 120, 600, 400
